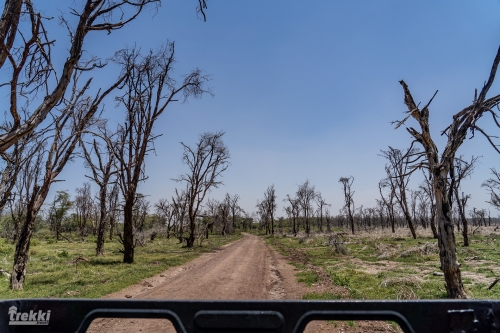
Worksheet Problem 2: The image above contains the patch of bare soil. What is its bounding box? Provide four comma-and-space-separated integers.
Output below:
86, 234, 397, 333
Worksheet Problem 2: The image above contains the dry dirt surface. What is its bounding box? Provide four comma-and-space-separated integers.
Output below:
87, 233, 399, 333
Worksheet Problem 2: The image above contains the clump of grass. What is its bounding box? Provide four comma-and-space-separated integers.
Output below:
380, 276, 422, 288
375, 243, 400, 259
296, 270, 318, 287
331, 272, 351, 287
399, 243, 437, 257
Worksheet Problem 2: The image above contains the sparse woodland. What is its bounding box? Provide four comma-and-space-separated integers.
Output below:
2, 0, 500, 301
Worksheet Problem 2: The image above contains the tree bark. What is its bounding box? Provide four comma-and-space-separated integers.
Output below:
123, 197, 135, 263
95, 186, 107, 256
454, 188, 469, 246
435, 171, 467, 298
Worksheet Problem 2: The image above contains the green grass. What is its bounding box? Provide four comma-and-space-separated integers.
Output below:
295, 270, 318, 287
0, 233, 241, 299
267, 230, 500, 299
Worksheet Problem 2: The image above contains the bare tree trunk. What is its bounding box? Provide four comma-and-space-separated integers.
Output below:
187, 215, 196, 247
435, 171, 466, 298
454, 188, 469, 246
11, 185, 39, 290
430, 208, 438, 239
123, 197, 135, 263
95, 188, 107, 256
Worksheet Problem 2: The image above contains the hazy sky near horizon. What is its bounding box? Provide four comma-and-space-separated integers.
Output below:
20, 0, 500, 217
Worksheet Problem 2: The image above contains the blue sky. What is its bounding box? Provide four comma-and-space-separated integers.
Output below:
24, 1, 500, 217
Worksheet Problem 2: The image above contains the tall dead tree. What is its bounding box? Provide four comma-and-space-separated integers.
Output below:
74, 182, 93, 237
452, 156, 479, 246
80, 129, 118, 255
296, 180, 315, 236
204, 198, 221, 238
174, 131, 230, 248
339, 176, 355, 234
419, 170, 439, 238
315, 192, 330, 232
261, 185, 277, 235
155, 198, 175, 238
228, 194, 241, 231
284, 194, 300, 236
393, 45, 500, 298
219, 196, 231, 236
171, 188, 188, 243
378, 179, 396, 232
380, 147, 419, 239
112, 43, 210, 262
107, 183, 119, 240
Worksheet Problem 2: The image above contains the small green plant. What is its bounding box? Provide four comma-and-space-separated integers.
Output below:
330, 272, 350, 287
58, 250, 69, 258
347, 320, 355, 327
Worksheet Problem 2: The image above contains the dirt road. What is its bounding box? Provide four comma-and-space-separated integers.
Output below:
87, 233, 397, 333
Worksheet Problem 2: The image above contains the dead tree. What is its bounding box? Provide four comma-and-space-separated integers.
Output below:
378, 179, 396, 232
174, 131, 229, 247
452, 156, 479, 246
393, 46, 500, 298
380, 147, 419, 239
112, 43, 210, 262
132, 194, 149, 234
228, 194, 242, 231
80, 129, 118, 255
284, 194, 300, 236
0, 0, 161, 153
339, 176, 355, 234
419, 170, 439, 238
155, 198, 175, 238
325, 207, 332, 232
107, 183, 119, 241
296, 180, 316, 236
315, 192, 330, 232
260, 185, 277, 235
204, 198, 221, 238
74, 182, 93, 237
219, 196, 231, 236
172, 188, 188, 243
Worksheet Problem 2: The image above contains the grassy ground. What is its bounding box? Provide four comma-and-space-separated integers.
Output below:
267, 226, 500, 300
0, 232, 241, 299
